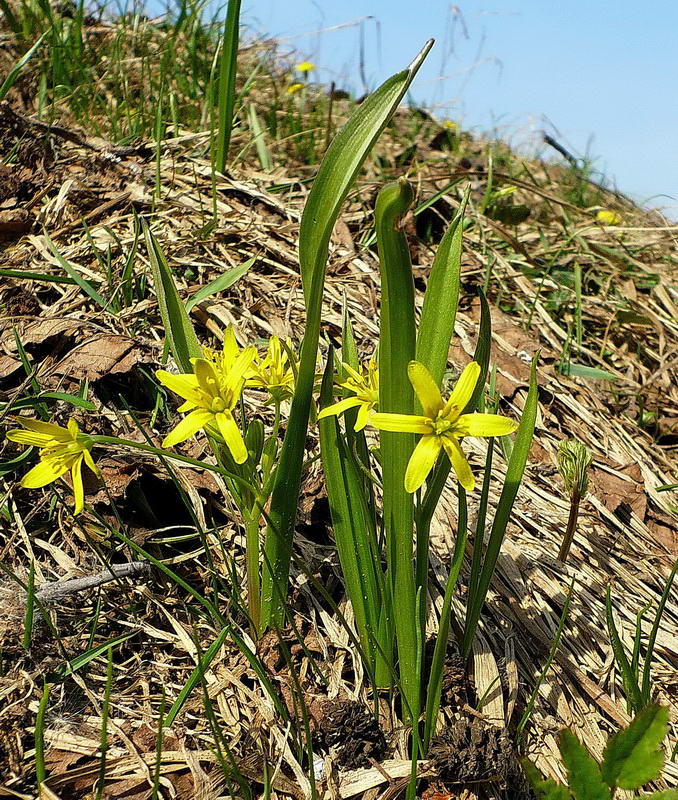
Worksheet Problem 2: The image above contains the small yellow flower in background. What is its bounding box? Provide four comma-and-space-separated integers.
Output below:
318, 358, 379, 432
596, 209, 622, 225
443, 120, 457, 131
6, 418, 100, 515
295, 61, 315, 74
287, 82, 304, 95
248, 335, 296, 402
156, 326, 256, 463
370, 361, 518, 493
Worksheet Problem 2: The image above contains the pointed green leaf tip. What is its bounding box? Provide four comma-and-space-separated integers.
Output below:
558, 730, 610, 800
601, 703, 669, 790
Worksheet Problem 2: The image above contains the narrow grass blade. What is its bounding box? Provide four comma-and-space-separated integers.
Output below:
376, 178, 418, 723
416, 187, 469, 387
151, 691, 167, 800
58, 631, 137, 677
0, 32, 46, 101
44, 232, 108, 309
143, 219, 201, 373
247, 103, 272, 170
164, 627, 230, 726
0, 268, 77, 284
215, 0, 242, 172
35, 681, 50, 786
462, 354, 539, 658
641, 557, 677, 704
185, 255, 255, 311
260, 42, 433, 629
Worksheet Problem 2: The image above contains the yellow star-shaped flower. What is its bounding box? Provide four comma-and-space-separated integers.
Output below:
596, 209, 622, 225
295, 61, 316, 73
6, 418, 100, 515
370, 361, 517, 492
318, 358, 379, 431
247, 335, 296, 402
156, 327, 256, 463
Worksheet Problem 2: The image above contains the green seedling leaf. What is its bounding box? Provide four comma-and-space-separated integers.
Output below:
601, 703, 669, 789
185, 256, 256, 311
143, 219, 201, 373
0, 268, 77, 285
644, 792, 678, 800
558, 730, 610, 800
560, 362, 618, 381
521, 759, 571, 800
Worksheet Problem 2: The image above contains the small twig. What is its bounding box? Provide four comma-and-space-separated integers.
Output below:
542, 132, 579, 167
36, 562, 151, 603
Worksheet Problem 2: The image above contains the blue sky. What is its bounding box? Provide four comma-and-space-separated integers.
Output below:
242, 0, 677, 215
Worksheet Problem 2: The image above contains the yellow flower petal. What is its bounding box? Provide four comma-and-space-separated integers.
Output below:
193, 358, 219, 395
222, 326, 239, 367
408, 361, 443, 418
224, 346, 257, 395
67, 418, 79, 438
443, 362, 481, 419
156, 370, 202, 403
405, 435, 442, 493
21, 458, 70, 488
370, 413, 431, 434
215, 411, 248, 464
163, 409, 213, 448
14, 418, 73, 441
354, 403, 372, 432
441, 436, 474, 491
6, 429, 54, 447
82, 448, 101, 479
72, 456, 84, 515
318, 396, 362, 420
453, 413, 518, 438
340, 362, 363, 384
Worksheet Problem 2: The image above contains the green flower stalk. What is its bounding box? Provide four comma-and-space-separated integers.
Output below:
556, 438, 592, 562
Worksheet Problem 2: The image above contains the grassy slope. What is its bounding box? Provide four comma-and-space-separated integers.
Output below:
0, 4, 677, 798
